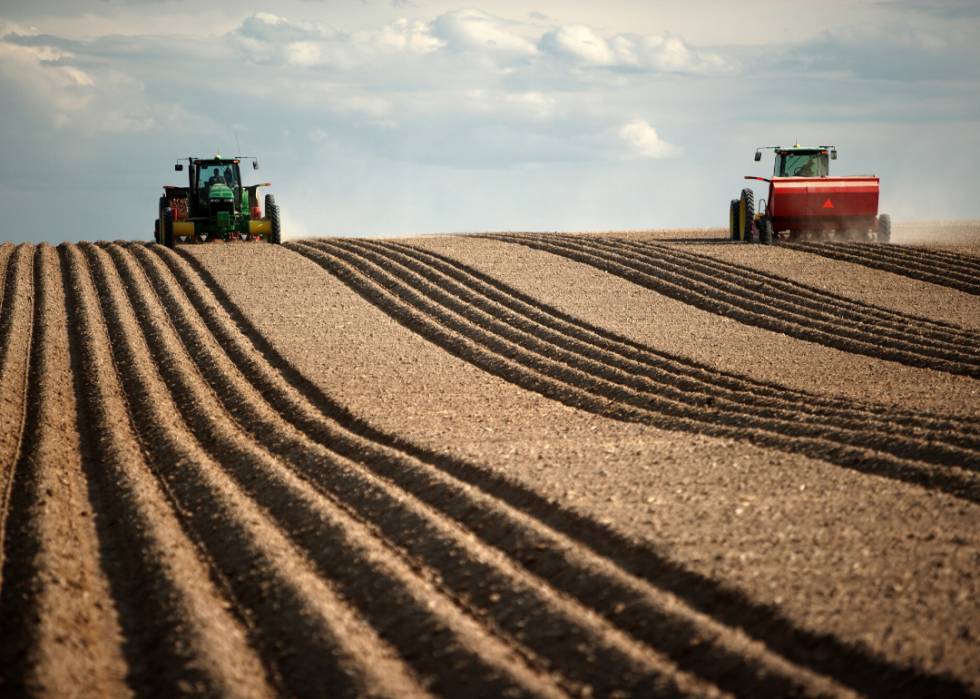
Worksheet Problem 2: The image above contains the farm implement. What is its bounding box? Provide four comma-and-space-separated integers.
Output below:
155, 155, 281, 248
730, 144, 890, 245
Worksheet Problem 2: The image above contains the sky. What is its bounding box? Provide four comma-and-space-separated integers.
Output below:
1, 0, 978, 244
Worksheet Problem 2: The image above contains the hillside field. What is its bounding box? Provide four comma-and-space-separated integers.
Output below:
1, 222, 979, 698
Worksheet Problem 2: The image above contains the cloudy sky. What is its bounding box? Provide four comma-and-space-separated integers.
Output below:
1, 0, 978, 244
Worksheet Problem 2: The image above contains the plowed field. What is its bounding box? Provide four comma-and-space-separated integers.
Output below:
1, 224, 979, 698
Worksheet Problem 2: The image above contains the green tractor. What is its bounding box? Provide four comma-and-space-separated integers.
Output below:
155, 155, 281, 247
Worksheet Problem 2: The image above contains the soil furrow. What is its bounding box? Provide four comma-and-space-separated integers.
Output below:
104, 242, 581, 699
0, 242, 15, 319
290, 239, 980, 503
141, 241, 867, 699
290, 242, 980, 501
869, 245, 980, 273
384, 240, 819, 400
83, 242, 437, 699
0, 244, 35, 595
0, 244, 130, 697
131, 240, 782, 699
594, 236, 976, 352
349, 238, 980, 454
485, 233, 980, 378
624, 238, 976, 342
299, 239, 980, 485
383, 239, 980, 442
385, 239, 980, 440
180, 241, 976, 697
784, 242, 980, 295
176, 240, 975, 699
60, 243, 276, 699
838, 243, 980, 277
540, 234, 980, 365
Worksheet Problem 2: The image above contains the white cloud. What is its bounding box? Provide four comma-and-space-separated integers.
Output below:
237, 13, 323, 44
619, 120, 681, 159
230, 13, 364, 68
367, 18, 444, 54
430, 9, 538, 59
540, 25, 617, 66
539, 25, 733, 75
0, 30, 155, 133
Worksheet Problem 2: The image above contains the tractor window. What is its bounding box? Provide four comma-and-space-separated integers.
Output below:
775, 152, 828, 177
196, 163, 240, 188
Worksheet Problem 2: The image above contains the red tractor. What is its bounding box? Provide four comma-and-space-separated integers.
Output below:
729, 144, 890, 245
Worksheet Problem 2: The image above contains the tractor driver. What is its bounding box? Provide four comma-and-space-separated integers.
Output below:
795, 155, 826, 177
208, 167, 226, 186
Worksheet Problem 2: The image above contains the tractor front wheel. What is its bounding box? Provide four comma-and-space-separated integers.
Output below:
163, 207, 175, 249
740, 188, 755, 243
729, 199, 739, 240
759, 216, 773, 245
878, 214, 891, 244
269, 204, 281, 245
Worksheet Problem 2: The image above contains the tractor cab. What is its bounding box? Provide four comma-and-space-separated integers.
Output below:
763, 145, 837, 178
774, 149, 827, 178
190, 158, 243, 210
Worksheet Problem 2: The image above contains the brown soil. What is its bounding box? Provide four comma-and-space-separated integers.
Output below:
1, 224, 979, 698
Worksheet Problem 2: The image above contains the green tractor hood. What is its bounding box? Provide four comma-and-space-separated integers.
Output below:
209, 183, 234, 200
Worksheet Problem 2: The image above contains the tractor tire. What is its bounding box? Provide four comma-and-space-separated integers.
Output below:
269, 204, 281, 245
759, 216, 773, 245
157, 195, 169, 244
878, 213, 891, 244
740, 188, 755, 243
163, 207, 175, 249
729, 199, 739, 240
154, 219, 159, 243
265, 194, 276, 217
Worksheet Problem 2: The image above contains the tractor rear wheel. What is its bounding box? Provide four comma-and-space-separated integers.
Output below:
740, 188, 755, 243
157, 195, 170, 244
729, 199, 739, 240
878, 214, 891, 244
759, 216, 773, 245
163, 207, 175, 249
269, 204, 281, 245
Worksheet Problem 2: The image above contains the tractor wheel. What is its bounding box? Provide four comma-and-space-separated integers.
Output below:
269, 204, 281, 245
729, 199, 739, 240
157, 195, 170, 244
163, 207, 175, 249
265, 194, 276, 217
740, 188, 755, 243
154, 219, 159, 243
759, 216, 773, 245
878, 214, 891, 244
